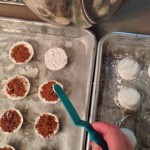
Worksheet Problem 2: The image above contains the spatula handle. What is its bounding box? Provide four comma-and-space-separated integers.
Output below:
89, 127, 108, 150
85, 123, 109, 150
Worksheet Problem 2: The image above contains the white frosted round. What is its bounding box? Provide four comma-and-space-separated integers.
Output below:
9, 41, 34, 65
0, 144, 15, 150
45, 48, 68, 71
121, 128, 137, 148
117, 58, 141, 80
118, 87, 141, 110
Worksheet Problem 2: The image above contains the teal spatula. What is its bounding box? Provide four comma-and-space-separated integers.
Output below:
53, 84, 108, 150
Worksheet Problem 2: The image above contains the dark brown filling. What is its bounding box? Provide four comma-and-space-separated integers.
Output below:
35, 114, 58, 138
11, 44, 30, 63
0, 147, 13, 150
6, 77, 27, 97
40, 81, 58, 102
0, 110, 21, 133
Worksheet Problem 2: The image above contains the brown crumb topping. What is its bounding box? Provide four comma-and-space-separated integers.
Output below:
35, 114, 58, 138
11, 44, 30, 63
6, 77, 27, 97
0, 110, 21, 133
40, 81, 59, 102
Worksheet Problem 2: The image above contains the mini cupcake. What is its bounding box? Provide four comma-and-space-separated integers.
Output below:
34, 113, 59, 139
0, 144, 15, 150
0, 108, 23, 134
38, 80, 63, 104
9, 41, 34, 65
45, 48, 68, 71
4, 75, 30, 100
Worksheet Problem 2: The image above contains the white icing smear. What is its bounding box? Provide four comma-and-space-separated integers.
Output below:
0, 51, 7, 60
18, 65, 39, 78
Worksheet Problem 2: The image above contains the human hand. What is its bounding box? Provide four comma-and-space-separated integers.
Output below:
91, 122, 134, 150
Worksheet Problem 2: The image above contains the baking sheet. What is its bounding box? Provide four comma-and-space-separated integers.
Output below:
87, 32, 150, 150
0, 17, 96, 150
0, 0, 24, 5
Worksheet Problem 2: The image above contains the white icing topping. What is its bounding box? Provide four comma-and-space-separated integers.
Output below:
118, 87, 141, 110
45, 48, 68, 71
117, 57, 141, 80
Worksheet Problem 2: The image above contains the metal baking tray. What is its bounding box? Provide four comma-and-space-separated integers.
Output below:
87, 32, 150, 150
0, 0, 24, 6
0, 17, 96, 150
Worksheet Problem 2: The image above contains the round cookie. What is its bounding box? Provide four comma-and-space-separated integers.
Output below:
34, 113, 59, 139
117, 87, 141, 110
9, 41, 34, 64
117, 57, 141, 81
4, 75, 30, 100
38, 80, 63, 104
0, 144, 15, 150
121, 128, 137, 148
45, 48, 68, 71
0, 108, 23, 134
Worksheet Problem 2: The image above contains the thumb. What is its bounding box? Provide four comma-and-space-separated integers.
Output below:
91, 142, 102, 150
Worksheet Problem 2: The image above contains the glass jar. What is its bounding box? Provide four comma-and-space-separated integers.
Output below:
23, 0, 128, 28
